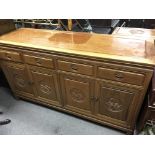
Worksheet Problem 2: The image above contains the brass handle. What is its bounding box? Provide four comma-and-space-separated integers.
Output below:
35, 58, 42, 65
94, 97, 99, 102
91, 97, 99, 102
28, 81, 34, 85
114, 72, 124, 79
91, 97, 95, 101
5, 53, 11, 59
70, 64, 78, 71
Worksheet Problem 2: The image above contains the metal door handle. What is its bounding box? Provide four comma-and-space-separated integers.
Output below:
70, 64, 78, 71
35, 58, 42, 65
114, 72, 124, 79
91, 97, 99, 102
28, 81, 34, 85
5, 53, 11, 59
94, 97, 99, 102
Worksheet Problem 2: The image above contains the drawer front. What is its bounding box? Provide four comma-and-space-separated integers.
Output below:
57, 60, 94, 76
0, 50, 21, 62
97, 67, 145, 86
24, 55, 54, 69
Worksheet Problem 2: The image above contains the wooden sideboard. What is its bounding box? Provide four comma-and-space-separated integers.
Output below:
0, 28, 155, 134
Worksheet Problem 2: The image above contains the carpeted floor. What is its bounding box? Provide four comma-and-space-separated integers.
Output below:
0, 87, 124, 135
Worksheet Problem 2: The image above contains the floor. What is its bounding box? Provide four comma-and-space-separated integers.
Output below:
0, 87, 124, 135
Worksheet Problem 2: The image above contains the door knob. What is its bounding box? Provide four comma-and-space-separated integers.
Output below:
90, 97, 99, 102
28, 81, 34, 85
94, 97, 99, 102
90, 97, 95, 101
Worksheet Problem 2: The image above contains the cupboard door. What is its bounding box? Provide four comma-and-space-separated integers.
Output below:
1, 61, 34, 96
29, 66, 61, 106
95, 80, 141, 127
60, 73, 94, 115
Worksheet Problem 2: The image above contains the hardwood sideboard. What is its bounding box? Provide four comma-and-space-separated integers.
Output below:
0, 28, 155, 134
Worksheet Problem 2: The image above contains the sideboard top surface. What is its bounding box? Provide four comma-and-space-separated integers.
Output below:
0, 28, 155, 66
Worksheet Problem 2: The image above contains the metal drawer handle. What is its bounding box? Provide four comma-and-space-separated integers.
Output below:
5, 53, 11, 59
70, 64, 78, 71
35, 58, 42, 65
114, 72, 124, 79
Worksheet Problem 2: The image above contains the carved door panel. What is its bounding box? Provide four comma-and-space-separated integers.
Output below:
60, 73, 94, 115
95, 80, 141, 126
1, 61, 34, 96
29, 66, 61, 106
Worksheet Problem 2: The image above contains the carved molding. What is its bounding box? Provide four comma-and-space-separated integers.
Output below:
105, 98, 123, 112
40, 84, 52, 95
14, 75, 26, 88
70, 88, 85, 102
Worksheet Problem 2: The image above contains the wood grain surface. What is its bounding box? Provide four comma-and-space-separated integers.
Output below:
0, 28, 155, 66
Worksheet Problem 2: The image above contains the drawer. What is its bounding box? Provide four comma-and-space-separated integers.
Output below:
0, 50, 22, 62
57, 60, 94, 76
24, 54, 54, 69
97, 67, 145, 86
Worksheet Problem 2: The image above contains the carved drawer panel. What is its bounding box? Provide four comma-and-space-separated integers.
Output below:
97, 67, 145, 86
95, 80, 141, 127
24, 54, 54, 69
0, 49, 22, 62
1, 61, 34, 96
57, 60, 94, 76
60, 73, 94, 115
29, 66, 61, 106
